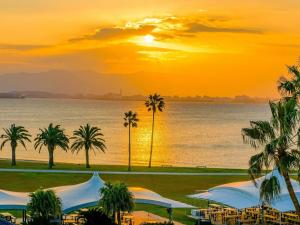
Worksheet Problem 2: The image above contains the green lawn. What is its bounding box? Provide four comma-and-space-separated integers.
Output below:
0, 171, 250, 225
0, 159, 247, 173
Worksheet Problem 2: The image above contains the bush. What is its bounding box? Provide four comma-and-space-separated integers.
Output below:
80, 208, 116, 225
22, 217, 50, 225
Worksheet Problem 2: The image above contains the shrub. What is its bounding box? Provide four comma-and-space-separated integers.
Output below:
80, 208, 116, 225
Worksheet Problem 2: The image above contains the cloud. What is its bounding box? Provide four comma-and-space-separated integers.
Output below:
0, 44, 50, 51
70, 25, 156, 42
186, 23, 263, 34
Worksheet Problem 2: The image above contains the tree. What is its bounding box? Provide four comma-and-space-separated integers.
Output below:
145, 93, 165, 168
278, 65, 300, 98
79, 208, 116, 225
100, 182, 134, 225
242, 98, 300, 216
123, 111, 138, 171
34, 123, 69, 169
71, 124, 106, 168
27, 189, 62, 224
0, 124, 31, 166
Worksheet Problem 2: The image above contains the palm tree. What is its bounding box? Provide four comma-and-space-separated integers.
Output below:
71, 124, 106, 168
27, 189, 62, 224
100, 182, 134, 225
145, 93, 165, 168
34, 123, 69, 169
0, 124, 31, 166
242, 98, 300, 216
278, 65, 300, 98
123, 111, 138, 171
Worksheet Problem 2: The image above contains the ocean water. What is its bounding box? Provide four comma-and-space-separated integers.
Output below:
0, 98, 270, 168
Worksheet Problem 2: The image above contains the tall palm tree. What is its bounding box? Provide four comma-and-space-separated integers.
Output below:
34, 123, 69, 169
0, 124, 31, 166
71, 124, 106, 168
242, 98, 300, 216
27, 189, 62, 223
123, 111, 138, 171
145, 93, 165, 168
100, 182, 134, 225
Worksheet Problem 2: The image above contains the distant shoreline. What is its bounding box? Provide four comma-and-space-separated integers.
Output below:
0, 91, 271, 104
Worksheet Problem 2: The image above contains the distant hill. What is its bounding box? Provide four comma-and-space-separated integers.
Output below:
0, 70, 135, 95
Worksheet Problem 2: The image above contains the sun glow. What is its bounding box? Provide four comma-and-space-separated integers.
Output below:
144, 34, 155, 44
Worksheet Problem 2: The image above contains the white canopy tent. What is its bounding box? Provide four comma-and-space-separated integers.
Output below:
130, 187, 193, 208
0, 173, 194, 213
188, 170, 300, 212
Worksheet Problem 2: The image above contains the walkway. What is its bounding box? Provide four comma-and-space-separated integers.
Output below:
0, 168, 249, 176
132, 211, 183, 225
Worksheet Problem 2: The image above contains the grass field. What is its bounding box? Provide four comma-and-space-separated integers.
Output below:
0, 165, 250, 225
0, 159, 247, 173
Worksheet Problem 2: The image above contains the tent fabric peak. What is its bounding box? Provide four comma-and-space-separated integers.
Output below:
0, 172, 194, 212
188, 169, 300, 212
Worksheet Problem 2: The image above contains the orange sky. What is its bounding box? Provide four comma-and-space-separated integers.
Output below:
0, 0, 299, 97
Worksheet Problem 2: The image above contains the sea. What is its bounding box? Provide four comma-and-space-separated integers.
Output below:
0, 98, 270, 168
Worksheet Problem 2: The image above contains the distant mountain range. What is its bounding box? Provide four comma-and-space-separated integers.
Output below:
0, 70, 270, 103
0, 70, 135, 95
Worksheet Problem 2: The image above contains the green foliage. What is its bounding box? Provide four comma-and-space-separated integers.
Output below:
123, 111, 139, 128
278, 65, 300, 98
260, 175, 281, 203
27, 189, 62, 223
71, 124, 106, 168
0, 124, 31, 166
145, 93, 165, 113
100, 182, 134, 225
242, 98, 300, 203
79, 208, 116, 225
34, 123, 69, 168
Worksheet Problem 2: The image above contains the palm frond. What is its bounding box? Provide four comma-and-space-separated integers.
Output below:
260, 176, 281, 204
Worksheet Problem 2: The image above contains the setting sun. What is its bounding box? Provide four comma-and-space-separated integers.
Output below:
144, 34, 154, 44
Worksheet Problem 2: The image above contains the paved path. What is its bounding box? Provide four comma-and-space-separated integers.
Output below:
0, 168, 249, 176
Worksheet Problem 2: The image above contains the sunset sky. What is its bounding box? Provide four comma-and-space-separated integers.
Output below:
0, 0, 299, 97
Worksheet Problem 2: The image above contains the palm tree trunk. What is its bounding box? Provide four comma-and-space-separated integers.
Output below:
48, 148, 54, 169
113, 211, 116, 223
85, 147, 90, 168
148, 111, 155, 168
11, 143, 16, 166
128, 126, 131, 171
282, 171, 300, 217
117, 210, 121, 225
